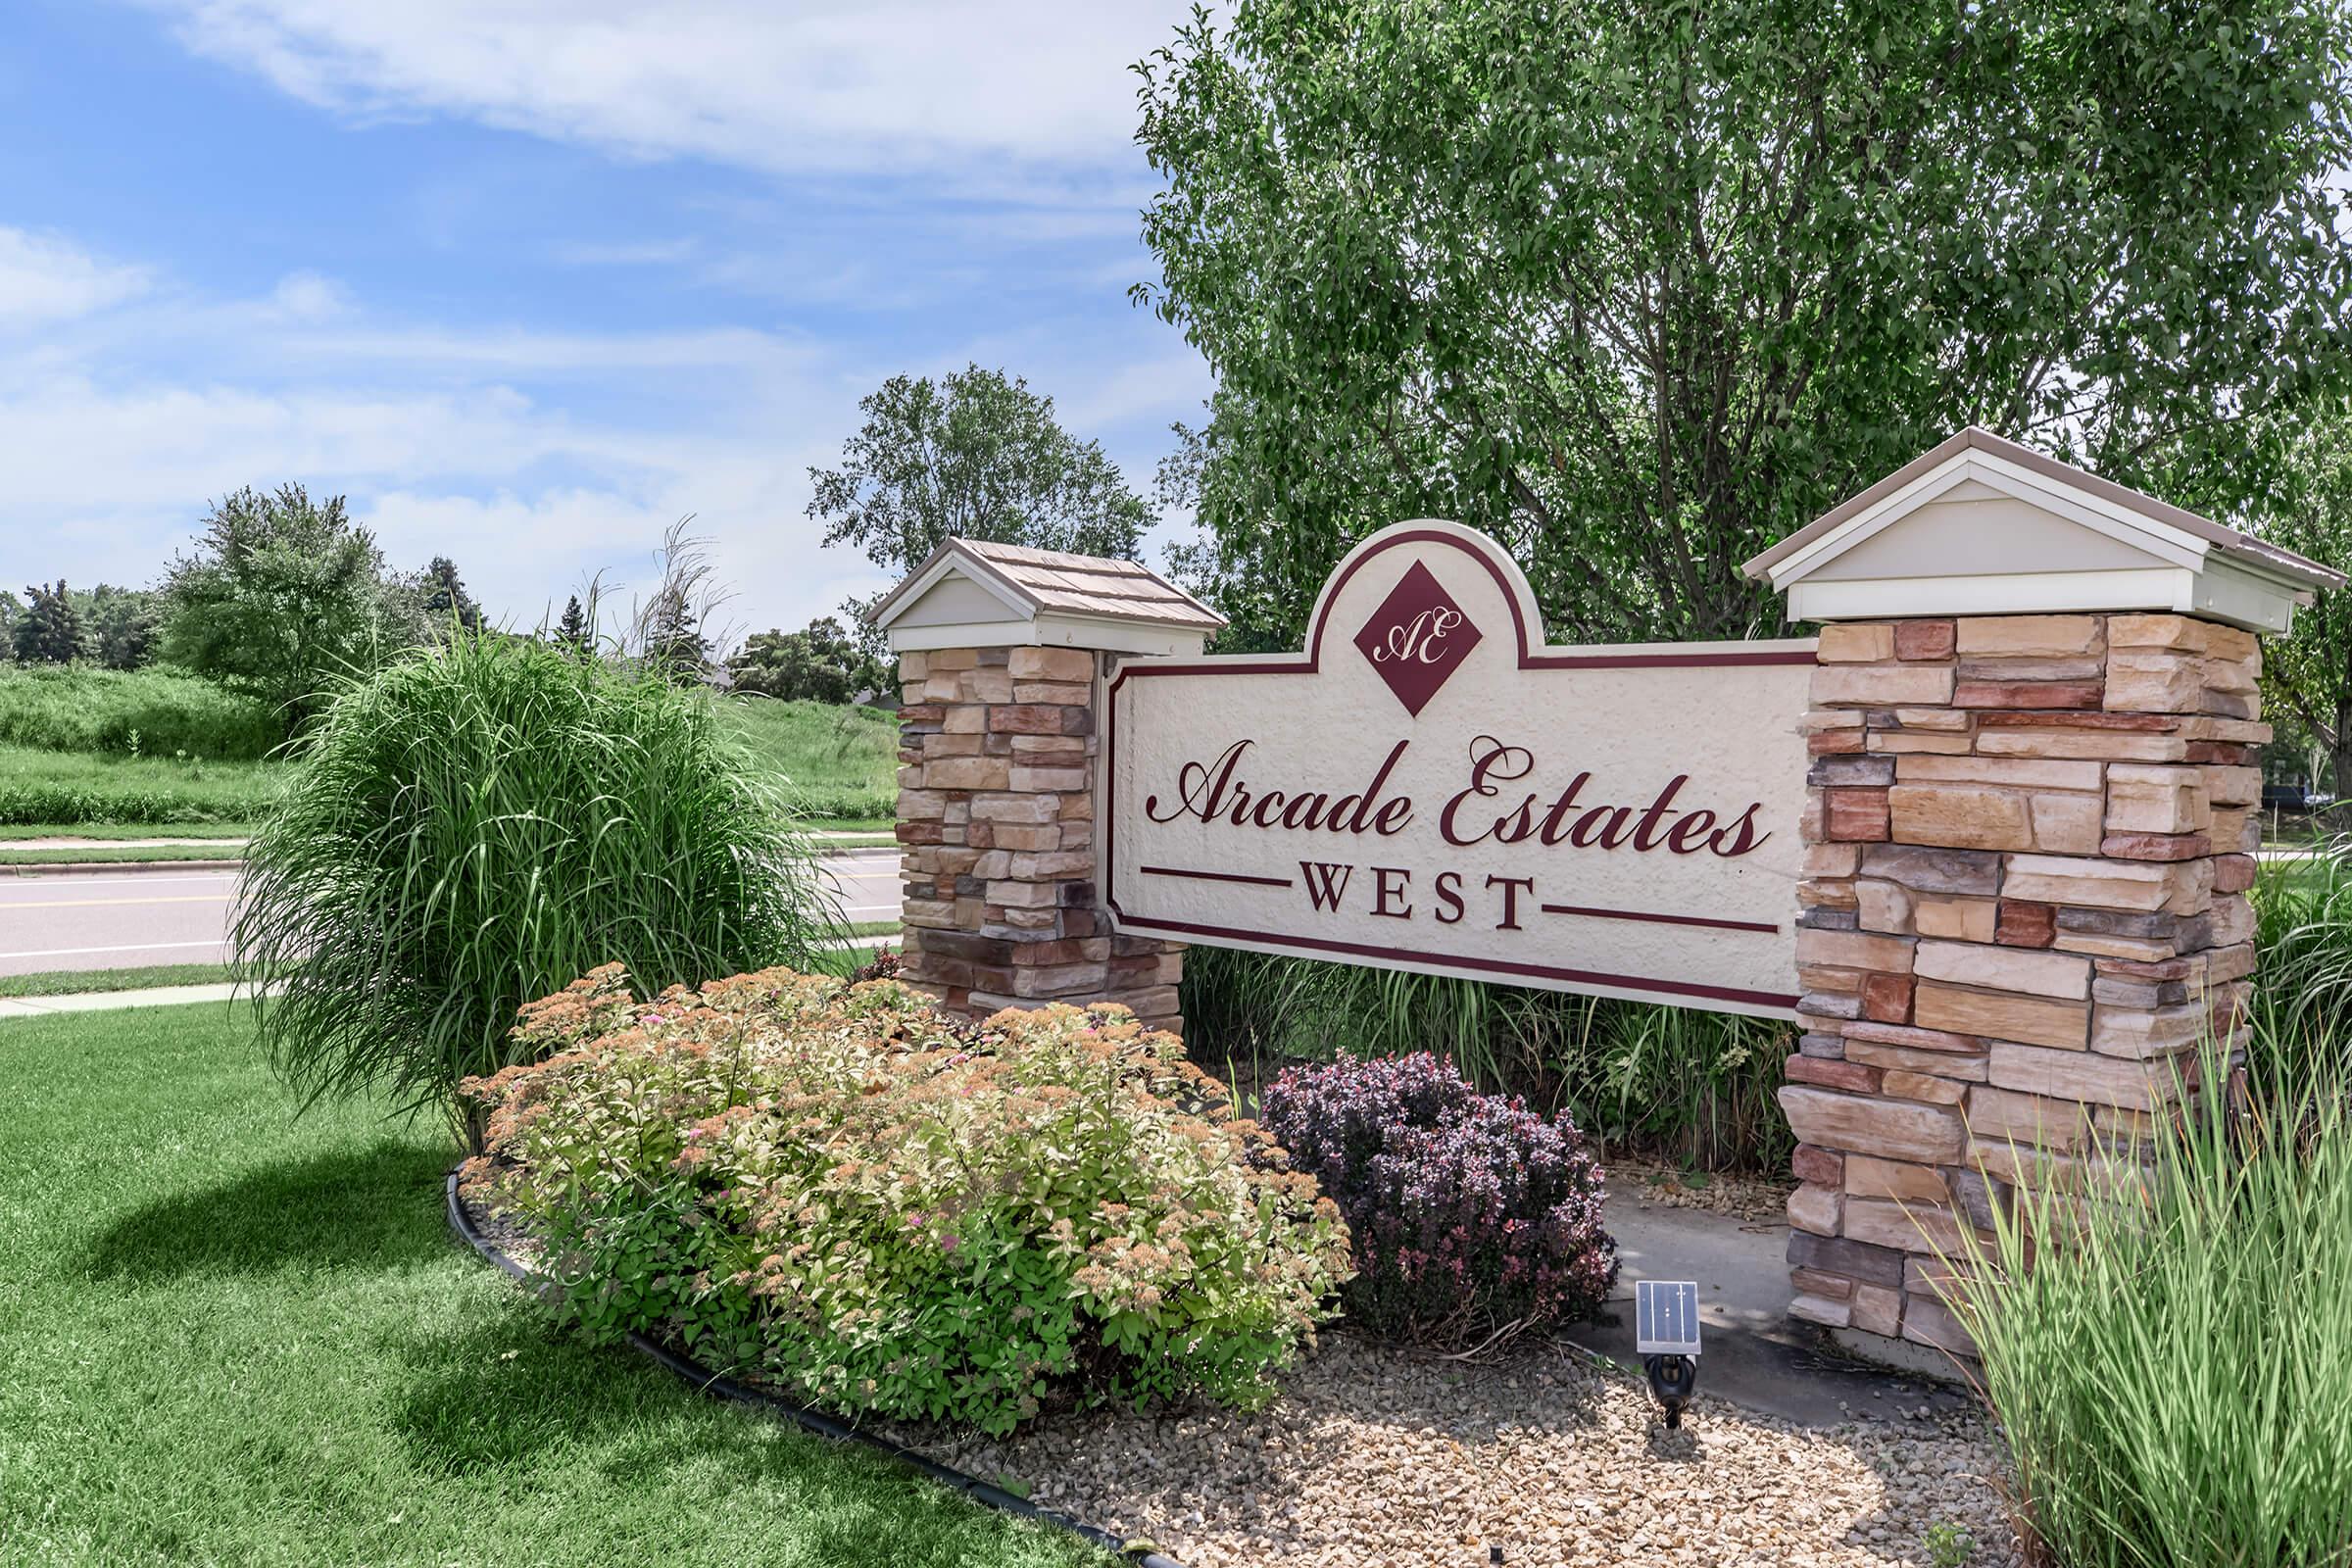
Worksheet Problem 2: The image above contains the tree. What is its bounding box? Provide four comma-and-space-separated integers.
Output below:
0, 590, 22, 656
640, 585, 710, 684
2262, 409, 2352, 792
808, 364, 1151, 578
422, 556, 484, 633
554, 594, 591, 654
13, 581, 81, 664
1135, 1, 2352, 648
159, 484, 428, 731
75, 585, 160, 670
729, 617, 892, 704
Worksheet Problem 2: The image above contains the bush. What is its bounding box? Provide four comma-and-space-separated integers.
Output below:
0, 663, 277, 760
1184, 944, 1792, 1174
235, 632, 840, 1141
463, 966, 1351, 1436
1951, 1038, 2352, 1563
2252, 829, 2352, 1080
1257, 1053, 1616, 1347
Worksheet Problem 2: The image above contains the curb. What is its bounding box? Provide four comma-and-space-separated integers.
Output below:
0, 858, 245, 877
445, 1173, 1187, 1568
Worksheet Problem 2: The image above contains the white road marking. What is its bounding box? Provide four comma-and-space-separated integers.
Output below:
0, 939, 229, 961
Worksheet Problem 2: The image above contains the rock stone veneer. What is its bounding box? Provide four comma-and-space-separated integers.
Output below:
893, 645, 1184, 1032
1786, 612, 2263, 1353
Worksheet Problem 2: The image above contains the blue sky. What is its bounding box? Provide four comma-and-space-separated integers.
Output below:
0, 0, 1208, 642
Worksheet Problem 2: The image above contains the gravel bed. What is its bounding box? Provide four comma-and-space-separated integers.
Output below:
939, 1335, 2019, 1568
455, 1183, 2015, 1568
1608, 1155, 1795, 1222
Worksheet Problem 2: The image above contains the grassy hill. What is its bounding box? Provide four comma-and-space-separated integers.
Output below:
0, 666, 899, 830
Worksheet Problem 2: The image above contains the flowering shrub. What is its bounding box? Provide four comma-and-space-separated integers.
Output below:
1257, 1053, 1616, 1346
463, 964, 1351, 1435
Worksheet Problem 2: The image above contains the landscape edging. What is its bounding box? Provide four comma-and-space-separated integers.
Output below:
443, 1171, 1190, 1568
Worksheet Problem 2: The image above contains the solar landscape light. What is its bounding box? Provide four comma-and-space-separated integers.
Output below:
1636, 1279, 1702, 1428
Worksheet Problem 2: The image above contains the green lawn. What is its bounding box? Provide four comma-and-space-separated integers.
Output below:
0, 963, 242, 999
0, 844, 248, 866
0, 822, 257, 842
0, 1004, 1098, 1567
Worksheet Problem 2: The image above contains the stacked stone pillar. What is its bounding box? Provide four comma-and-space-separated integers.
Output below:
892, 644, 1185, 1032
1782, 612, 2263, 1353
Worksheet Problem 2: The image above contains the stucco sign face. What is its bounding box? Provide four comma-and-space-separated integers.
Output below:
1102, 520, 1817, 1015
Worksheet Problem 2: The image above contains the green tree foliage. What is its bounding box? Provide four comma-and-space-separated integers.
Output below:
1136, 0, 2352, 647
728, 616, 892, 704
808, 364, 1151, 576
553, 593, 591, 654
158, 485, 427, 731
639, 585, 710, 685
2260, 408, 2352, 790
74, 585, 160, 670
12, 581, 81, 664
421, 556, 484, 634
0, 590, 20, 653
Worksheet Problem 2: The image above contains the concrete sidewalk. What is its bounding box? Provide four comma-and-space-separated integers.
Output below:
0, 981, 245, 1018
1563, 1190, 1975, 1427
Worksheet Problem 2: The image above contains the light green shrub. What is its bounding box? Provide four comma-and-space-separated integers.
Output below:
1950, 1038, 2352, 1564
463, 965, 1350, 1436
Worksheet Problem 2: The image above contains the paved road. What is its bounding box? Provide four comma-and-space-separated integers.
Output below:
0, 854, 903, 978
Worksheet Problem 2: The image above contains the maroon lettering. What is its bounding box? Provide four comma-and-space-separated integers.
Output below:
1281, 792, 1330, 830
1329, 739, 1412, 835
1668, 808, 1719, 854
1299, 861, 1355, 910
1441, 735, 1534, 846
1487, 873, 1535, 930
1568, 805, 1634, 849
1434, 870, 1464, 923
1147, 738, 1251, 824
1632, 775, 1690, 851
1536, 771, 1592, 845
1371, 866, 1411, 918
1709, 804, 1770, 858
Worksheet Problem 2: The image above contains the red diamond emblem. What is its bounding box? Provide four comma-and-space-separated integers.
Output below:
1354, 560, 1483, 715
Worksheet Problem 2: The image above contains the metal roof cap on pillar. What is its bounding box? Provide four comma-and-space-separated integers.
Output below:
867, 538, 1226, 655
1741, 426, 2343, 634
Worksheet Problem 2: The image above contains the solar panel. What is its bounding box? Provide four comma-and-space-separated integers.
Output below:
1635, 1279, 1702, 1356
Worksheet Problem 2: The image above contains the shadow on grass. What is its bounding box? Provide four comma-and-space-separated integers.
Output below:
387, 1305, 1087, 1568
83, 1139, 451, 1282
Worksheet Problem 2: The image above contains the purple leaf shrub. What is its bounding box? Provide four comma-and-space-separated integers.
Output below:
1257, 1052, 1618, 1345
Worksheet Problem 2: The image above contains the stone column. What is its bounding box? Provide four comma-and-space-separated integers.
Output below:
892, 644, 1185, 1033
1781, 612, 2262, 1354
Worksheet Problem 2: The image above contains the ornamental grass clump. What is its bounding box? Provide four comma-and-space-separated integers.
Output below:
1256, 1052, 1616, 1347
462, 965, 1351, 1436
1949, 1035, 2352, 1566
235, 631, 839, 1143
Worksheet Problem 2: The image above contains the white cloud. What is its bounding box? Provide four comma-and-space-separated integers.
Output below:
141, 1, 1187, 179
0, 228, 151, 330
265, 270, 352, 321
